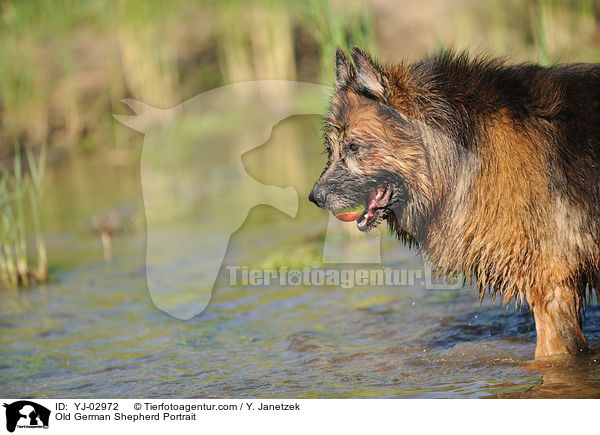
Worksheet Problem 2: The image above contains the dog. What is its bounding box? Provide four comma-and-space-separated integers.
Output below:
309, 47, 600, 358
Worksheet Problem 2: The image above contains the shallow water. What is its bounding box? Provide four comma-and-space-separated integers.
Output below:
2, 114, 600, 399
3, 227, 600, 398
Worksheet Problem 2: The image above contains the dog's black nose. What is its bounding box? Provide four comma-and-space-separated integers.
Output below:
309, 184, 327, 207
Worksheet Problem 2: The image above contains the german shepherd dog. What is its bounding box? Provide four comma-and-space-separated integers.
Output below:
309, 47, 600, 358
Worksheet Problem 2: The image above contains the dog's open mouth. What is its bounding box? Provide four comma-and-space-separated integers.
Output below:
334, 185, 392, 231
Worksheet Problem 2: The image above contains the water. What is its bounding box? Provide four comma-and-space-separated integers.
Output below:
1, 114, 600, 398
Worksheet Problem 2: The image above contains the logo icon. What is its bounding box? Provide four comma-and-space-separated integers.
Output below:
3, 401, 50, 433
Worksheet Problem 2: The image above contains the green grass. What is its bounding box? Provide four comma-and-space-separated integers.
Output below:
0, 144, 47, 288
2, 0, 600, 155
0, 0, 378, 153
290, 0, 377, 83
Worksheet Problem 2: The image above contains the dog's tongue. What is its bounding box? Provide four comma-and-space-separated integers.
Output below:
334, 187, 390, 223
335, 212, 362, 222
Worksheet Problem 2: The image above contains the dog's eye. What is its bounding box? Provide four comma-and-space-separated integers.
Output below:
348, 142, 360, 153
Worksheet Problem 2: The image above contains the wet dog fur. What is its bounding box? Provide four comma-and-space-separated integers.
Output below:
309, 47, 600, 358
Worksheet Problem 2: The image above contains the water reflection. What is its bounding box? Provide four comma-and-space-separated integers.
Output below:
496, 350, 600, 398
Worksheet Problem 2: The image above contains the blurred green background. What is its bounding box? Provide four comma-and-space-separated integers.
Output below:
4, 0, 600, 155
2, 0, 600, 286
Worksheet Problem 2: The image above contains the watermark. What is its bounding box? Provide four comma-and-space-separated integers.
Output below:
3, 401, 50, 433
226, 262, 464, 290
114, 80, 469, 319
227, 266, 423, 289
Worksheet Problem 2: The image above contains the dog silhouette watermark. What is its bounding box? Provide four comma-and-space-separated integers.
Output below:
3, 401, 50, 433
114, 81, 464, 319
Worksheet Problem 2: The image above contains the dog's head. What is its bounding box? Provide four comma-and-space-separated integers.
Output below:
309, 47, 434, 233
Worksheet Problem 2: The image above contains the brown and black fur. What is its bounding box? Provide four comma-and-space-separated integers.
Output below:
309, 47, 600, 358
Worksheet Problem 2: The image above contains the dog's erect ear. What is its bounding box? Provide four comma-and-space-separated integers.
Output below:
334, 47, 354, 89
351, 46, 388, 99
